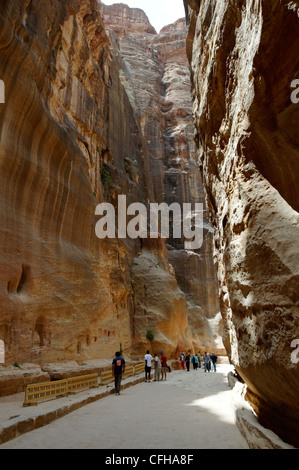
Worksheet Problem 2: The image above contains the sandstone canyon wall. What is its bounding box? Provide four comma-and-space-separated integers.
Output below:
0, 0, 149, 367
0, 0, 222, 383
98, 1, 222, 356
184, 0, 299, 447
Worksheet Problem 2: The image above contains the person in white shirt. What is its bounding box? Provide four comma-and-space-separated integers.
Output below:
154, 353, 161, 381
144, 350, 153, 382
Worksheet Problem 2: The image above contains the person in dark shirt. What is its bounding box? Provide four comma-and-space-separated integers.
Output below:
112, 351, 126, 395
210, 352, 217, 372
185, 352, 190, 371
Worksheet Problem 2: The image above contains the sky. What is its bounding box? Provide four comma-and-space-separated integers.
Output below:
101, 0, 186, 33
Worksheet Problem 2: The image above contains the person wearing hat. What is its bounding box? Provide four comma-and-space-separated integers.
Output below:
160, 350, 167, 380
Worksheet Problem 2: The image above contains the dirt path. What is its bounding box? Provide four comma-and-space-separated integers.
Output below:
0, 364, 248, 449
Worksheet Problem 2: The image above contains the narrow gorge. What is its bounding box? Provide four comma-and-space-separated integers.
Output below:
0, 0, 298, 449
0, 0, 223, 388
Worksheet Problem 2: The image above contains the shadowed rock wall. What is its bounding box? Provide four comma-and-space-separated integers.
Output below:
184, 0, 299, 447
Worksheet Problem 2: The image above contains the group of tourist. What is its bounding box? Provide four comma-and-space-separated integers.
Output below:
144, 350, 168, 382
111, 349, 169, 395
179, 351, 217, 373
111, 348, 218, 396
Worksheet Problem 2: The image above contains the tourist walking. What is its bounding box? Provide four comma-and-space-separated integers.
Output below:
112, 351, 126, 395
160, 351, 167, 380
203, 352, 211, 372
191, 354, 198, 370
154, 353, 161, 381
180, 352, 185, 370
210, 352, 217, 372
197, 351, 202, 368
185, 352, 190, 371
144, 350, 153, 382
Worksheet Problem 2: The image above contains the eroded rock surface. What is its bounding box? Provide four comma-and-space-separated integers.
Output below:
0, 0, 148, 369
185, 0, 299, 447
0, 0, 222, 395
99, 0, 222, 355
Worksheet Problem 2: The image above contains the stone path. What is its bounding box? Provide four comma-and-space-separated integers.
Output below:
0, 365, 249, 449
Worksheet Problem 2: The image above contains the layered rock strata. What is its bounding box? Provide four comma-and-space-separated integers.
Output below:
98, 1, 223, 355
0, 0, 222, 387
0, 0, 149, 367
184, 0, 299, 447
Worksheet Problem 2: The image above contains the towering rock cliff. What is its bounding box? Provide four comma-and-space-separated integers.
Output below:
0, 0, 222, 380
99, 1, 222, 355
0, 0, 151, 366
184, 0, 299, 447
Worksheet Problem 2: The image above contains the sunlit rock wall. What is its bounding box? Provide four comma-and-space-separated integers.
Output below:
0, 0, 217, 379
0, 0, 151, 366
99, 0, 222, 356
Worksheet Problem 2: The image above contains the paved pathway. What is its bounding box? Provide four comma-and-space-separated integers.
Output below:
0, 365, 248, 449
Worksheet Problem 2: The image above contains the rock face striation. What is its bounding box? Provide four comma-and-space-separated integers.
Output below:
99, 1, 222, 356
0, 0, 148, 366
184, 0, 299, 447
0, 0, 222, 386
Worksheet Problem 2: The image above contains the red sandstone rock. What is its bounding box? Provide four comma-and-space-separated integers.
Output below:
0, 0, 223, 398
0, 0, 150, 368
99, 0, 222, 356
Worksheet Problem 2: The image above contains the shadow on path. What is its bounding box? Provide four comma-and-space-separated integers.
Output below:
0, 365, 248, 449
